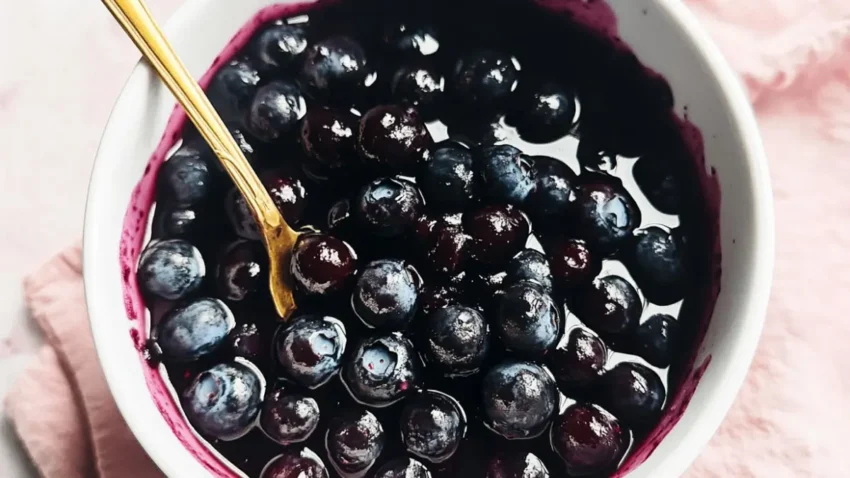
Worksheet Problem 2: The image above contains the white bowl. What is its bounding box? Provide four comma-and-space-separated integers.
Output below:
84, 0, 774, 476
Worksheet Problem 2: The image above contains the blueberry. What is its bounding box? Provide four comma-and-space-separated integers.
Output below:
300, 107, 358, 180
327, 198, 356, 239
155, 298, 234, 361
464, 204, 530, 266
275, 315, 347, 389
418, 216, 470, 277
418, 284, 460, 317
508, 81, 576, 143
228, 322, 271, 365
382, 24, 440, 57
505, 249, 552, 293
290, 233, 358, 297
476, 145, 535, 204
326, 409, 385, 474
598, 362, 666, 429
526, 156, 577, 225
624, 226, 689, 305
496, 281, 561, 357
355, 177, 424, 238
208, 59, 261, 121
481, 361, 557, 440
573, 276, 642, 338
400, 391, 466, 463
342, 333, 423, 407
546, 239, 600, 290
357, 105, 432, 176
373, 457, 432, 478
299, 36, 370, 103
252, 23, 309, 73
260, 448, 329, 478
550, 403, 628, 476
632, 155, 685, 215
259, 385, 320, 445
216, 240, 265, 301
137, 239, 205, 301
451, 51, 520, 109
417, 141, 476, 212
196, 124, 261, 168
633, 314, 680, 368
546, 328, 607, 390
391, 64, 445, 118
181, 361, 263, 441
484, 452, 550, 478
245, 81, 307, 143
225, 169, 310, 239
572, 175, 641, 253
352, 260, 420, 330
152, 204, 209, 240
421, 305, 490, 377
157, 145, 215, 206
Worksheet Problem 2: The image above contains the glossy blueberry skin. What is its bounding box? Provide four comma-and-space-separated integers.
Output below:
355, 177, 424, 238
508, 81, 576, 143
526, 155, 577, 224
546, 238, 600, 290
572, 175, 641, 254
505, 249, 552, 294
326, 409, 385, 474
451, 51, 520, 109
400, 391, 466, 463
391, 64, 445, 118
157, 145, 215, 206
260, 385, 320, 445
418, 215, 470, 277
484, 453, 550, 478
598, 362, 666, 430
373, 457, 432, 478
357, 105, 432, 176
546, 328, 607, 390
225, 170, 310, 239
421, 305, 489, 377
275, 315, 346, 388
496, 281, 561, 357
382, 24, 440, 57
476, 145, 535, 204
152, 204, 209, 241
252, 23, 309, 73
155, 298, 234, 361
228, 322, 271, 365
550, 403, 628, 476
632, 155, 685, 215
481, 361, 558, 440
574, 275, 642, 338
624, 226, 689, 305
137, 239, 205, 301
300, 107, 358, 179
352, 260, 420, 330
195, 124, 261, 168
417, 284, 460, 317
181, 361, 263, 441
633, 314, 680, 368
465, 204, 530, 266
290, 233, 358, 297
216, 240, 265, 301
417, 141, 476, 213
246, 81, 307, 143
260, 448, 329, 478
207, 59, 261, 121
299, 36, 370, 103
342, 333, 423, 407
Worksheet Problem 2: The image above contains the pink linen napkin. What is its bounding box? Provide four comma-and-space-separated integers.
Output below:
6, 1, 850, 477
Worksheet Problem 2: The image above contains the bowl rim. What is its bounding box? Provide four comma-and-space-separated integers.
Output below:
83, 0, 775, 476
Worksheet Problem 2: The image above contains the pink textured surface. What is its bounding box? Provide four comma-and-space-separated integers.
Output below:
4, 0, 850, 477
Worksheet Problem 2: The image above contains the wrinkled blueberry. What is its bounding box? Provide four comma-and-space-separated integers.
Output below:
155, 298, 233, 362
572, 175, 641, 253
573, 276, 642, 337
526, 156, 577, 225
546, 328, 607, 390
246, 81, 307, 143
391, 64, 445, 118
632, 154, 685, 215
633, 314, 680, 368
505, 249, 552, 293
138, 239, 205, 301
252, 23, 309, 73
465, 204, 530, 266
260, 448, 329, 478
418, 216, 470, 277
451, 51, 520, 109
546, 239, 600, 290
357, 105, 432, 175
417, 141, 476, 212
300, 107, 358, 179
290, 233, 358, 297
481, 361, 557, 440
181, 361, 263, 441
208, 59, 261, 121
476, 145, 535, 204
157, 145, 215, 206
550, 403, 628, 476
373, 457, 432, 478
352, 259, 420, 330
484, 452, 550, 478
598, 362, 666, 429
400, 391, 466, 463
382, 24, 440, 57
326, 409, 385, 474
260, 385, 320, 445
342, 333, 423, 407
275, 315, 347, 388
508, 81, 576, 143
496, 281, 561, 357
216, 240, 265, 301
225, 170, 310, 239
421, 305, 489, 377
355, 177, 423, 238
624, 226, 689, 305
299, 36, 370, 102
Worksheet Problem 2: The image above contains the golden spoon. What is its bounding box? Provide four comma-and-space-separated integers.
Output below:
102, 0, 299, 319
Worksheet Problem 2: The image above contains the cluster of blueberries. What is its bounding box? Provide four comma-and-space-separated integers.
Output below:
136, 8, 693, 478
